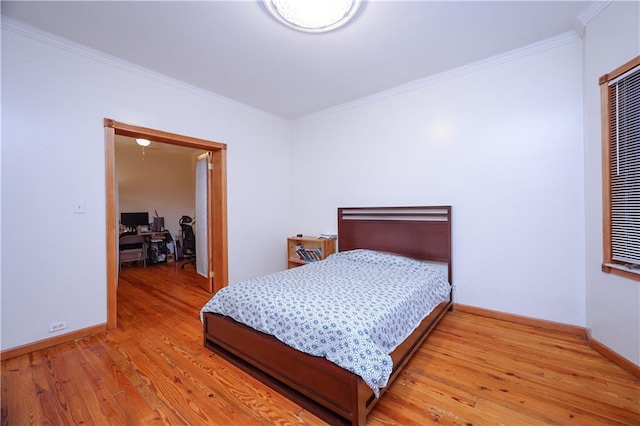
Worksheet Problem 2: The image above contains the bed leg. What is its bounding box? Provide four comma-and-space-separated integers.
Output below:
351, 379, 371, 425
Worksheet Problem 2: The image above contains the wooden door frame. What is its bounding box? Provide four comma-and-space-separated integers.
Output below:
105, 118, 228, 329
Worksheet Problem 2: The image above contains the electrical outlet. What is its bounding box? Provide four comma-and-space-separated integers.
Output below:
49, 321, 67, 333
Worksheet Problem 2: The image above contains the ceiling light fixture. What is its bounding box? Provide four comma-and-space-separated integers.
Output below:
264, 0, 362, 33
135, 138, 151, 161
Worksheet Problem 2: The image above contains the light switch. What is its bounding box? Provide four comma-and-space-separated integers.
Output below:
73, 201, 86, 214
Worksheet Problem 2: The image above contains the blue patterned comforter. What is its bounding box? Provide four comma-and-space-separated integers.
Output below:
200, 249, 450, 395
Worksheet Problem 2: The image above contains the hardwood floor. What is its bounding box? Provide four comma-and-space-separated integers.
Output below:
2, 262, 639, 425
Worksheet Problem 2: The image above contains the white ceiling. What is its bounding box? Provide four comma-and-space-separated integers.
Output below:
2, 0, 595, 120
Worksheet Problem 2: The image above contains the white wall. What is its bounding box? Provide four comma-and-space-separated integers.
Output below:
116, 141, 202, 241
291, 41, 586, 327
1, 23, 293, 351
3, 7, 638, 367
583, 1, 640, 365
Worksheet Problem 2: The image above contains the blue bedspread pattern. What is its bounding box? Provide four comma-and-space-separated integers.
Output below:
200, 249, 450, 395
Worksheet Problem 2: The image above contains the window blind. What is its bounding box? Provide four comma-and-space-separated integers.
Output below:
609, 66, 640, 264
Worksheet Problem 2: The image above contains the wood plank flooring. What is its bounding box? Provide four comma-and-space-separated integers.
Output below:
2, 262, 639, 425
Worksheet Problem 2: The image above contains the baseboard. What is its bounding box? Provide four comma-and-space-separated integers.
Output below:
0, 323, 107, 361
588, 334, 640, 379
453, 304, 587, 337
454, 304, 640, 379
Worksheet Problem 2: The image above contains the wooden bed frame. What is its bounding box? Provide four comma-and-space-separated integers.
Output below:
203, 206, 452, 425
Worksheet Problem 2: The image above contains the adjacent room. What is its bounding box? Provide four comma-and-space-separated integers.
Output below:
1, 1, 639, 424
115, 136, 206, 272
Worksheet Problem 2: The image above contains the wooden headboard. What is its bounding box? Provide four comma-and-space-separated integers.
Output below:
338, 206, 452, 282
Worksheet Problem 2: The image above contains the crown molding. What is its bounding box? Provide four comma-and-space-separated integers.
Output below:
574, 1, 611, 38
294, 31, 582, 124
1, 16, 289, 125
1, 14, 588, 127
577, 1, 612, 28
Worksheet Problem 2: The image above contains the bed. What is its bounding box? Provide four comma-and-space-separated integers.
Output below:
201, 206, 452, 425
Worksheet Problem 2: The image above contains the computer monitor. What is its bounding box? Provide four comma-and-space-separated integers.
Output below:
120, 212, 149, 228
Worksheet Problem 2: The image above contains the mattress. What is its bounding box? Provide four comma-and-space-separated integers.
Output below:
200, 249, 451, 395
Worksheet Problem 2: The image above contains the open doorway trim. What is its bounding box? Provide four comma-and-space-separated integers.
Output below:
105, 118, 228, 329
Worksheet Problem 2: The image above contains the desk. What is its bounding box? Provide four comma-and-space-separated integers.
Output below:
118, 234, 147, 269
126, 231, 174, 264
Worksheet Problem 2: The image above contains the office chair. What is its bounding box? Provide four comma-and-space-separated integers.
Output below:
119, 234, 146, 270
179, 216, 196, 269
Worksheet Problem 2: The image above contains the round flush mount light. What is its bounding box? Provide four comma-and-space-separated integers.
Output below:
136, 138, 151, 147
264, 0, 362, 33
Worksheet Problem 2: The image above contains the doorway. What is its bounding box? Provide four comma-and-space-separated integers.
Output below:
104, 118, 228, 329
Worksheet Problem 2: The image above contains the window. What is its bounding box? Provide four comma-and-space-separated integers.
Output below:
601, 56, 640, 281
